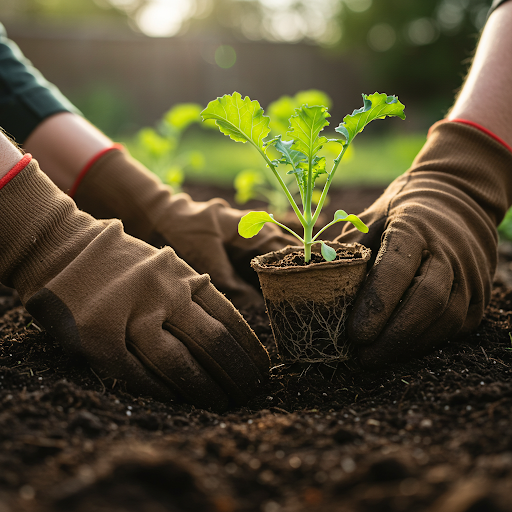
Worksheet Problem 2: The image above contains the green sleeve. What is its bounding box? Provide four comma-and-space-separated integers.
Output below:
0, 23, 81, 144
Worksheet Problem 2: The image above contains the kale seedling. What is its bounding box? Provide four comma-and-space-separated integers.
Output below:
201, 92, 405, 262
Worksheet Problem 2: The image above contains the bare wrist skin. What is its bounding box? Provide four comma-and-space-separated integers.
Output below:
448, 0, 512, 148
0, 131, 23, 179
23, 112, 112, 191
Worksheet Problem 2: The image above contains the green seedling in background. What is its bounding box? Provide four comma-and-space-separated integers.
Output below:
202, 92, 405, 262
131, 102, 205, 190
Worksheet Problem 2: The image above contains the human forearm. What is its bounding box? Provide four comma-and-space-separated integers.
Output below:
448, 0, 512, 148
22, 112, 113, 191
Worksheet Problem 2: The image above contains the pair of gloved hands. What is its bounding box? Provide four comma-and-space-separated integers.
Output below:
1, 121, 510, 410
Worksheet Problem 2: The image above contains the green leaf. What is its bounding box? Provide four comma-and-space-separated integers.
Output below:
268, 135, 307, 169
164, 103, 202, 131
333, 210, 369, 233
287, 105, 330, 160
201, 92, 270, 149
238, 211, 278, 238
312, 156, 327, 181
321, 242, 337, 261
335, 92, 406, 145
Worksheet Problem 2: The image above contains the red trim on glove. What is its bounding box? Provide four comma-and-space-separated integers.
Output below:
430, 119, 512, 153
450, 118, 512, 153
0, 154, 33, 191
68, 143, 124, 198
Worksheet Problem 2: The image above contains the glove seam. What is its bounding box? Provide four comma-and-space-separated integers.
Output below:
163, 319, 250, 403
191, 292, 267, 377
125, 339, 184, 401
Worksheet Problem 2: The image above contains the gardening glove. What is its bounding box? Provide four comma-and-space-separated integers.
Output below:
335, 121, 512, 368
0, 155, 270, 411
71, 148, 296, 309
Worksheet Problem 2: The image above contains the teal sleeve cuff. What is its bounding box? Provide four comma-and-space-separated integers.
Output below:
0, 23, 81, 144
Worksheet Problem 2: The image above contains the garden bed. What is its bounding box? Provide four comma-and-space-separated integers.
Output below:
1, 184, 512, 512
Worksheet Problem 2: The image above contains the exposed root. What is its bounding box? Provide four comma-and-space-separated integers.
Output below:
265, 295, 353, 364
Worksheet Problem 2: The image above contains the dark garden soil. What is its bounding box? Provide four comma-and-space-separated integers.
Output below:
2, 184, 512, 512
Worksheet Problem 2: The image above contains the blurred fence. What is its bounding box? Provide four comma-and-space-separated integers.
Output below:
5, 22, 368, 134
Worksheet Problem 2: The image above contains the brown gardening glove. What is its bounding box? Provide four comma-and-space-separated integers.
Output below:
72, 148, 296, 309
335, 121, 512, 368
0, 156, 269, 411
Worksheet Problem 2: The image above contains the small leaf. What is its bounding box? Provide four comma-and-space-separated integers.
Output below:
287, 105, 330, 160
334, 210, 348, 220
268, 135, 307, 168
326, 138, 345, 145
238, 211, 278, 238
321, 242, 337, 261
333, 125, 349, 142
201, 92, 271, 149
297, 156, 326, 182
333, 210, 369, 233
312, 156, 327, 180
335, 92, 405, 145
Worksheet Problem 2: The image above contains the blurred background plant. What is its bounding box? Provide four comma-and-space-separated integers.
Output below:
126, 103, 206, 190
499, 209, 512, 243
3, 0, 506, 224
2, 0, 491, 129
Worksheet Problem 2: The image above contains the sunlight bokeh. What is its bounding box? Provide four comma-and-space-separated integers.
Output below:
135, 0, 196, 37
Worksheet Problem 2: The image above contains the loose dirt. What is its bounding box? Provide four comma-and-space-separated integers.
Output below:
1, 184, 512, 512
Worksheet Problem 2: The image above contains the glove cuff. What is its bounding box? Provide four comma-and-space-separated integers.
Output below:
68, 144, 124, 197
429, 118, 512, 153
416, 121, 512, 226
0, 157, 104, 299
72, 147, 174, 243
0, 153, 32, 190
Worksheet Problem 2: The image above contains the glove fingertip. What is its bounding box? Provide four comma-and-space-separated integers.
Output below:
347, 294, 384, 348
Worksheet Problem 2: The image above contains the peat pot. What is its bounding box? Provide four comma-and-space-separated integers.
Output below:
251, 242, 371, 365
